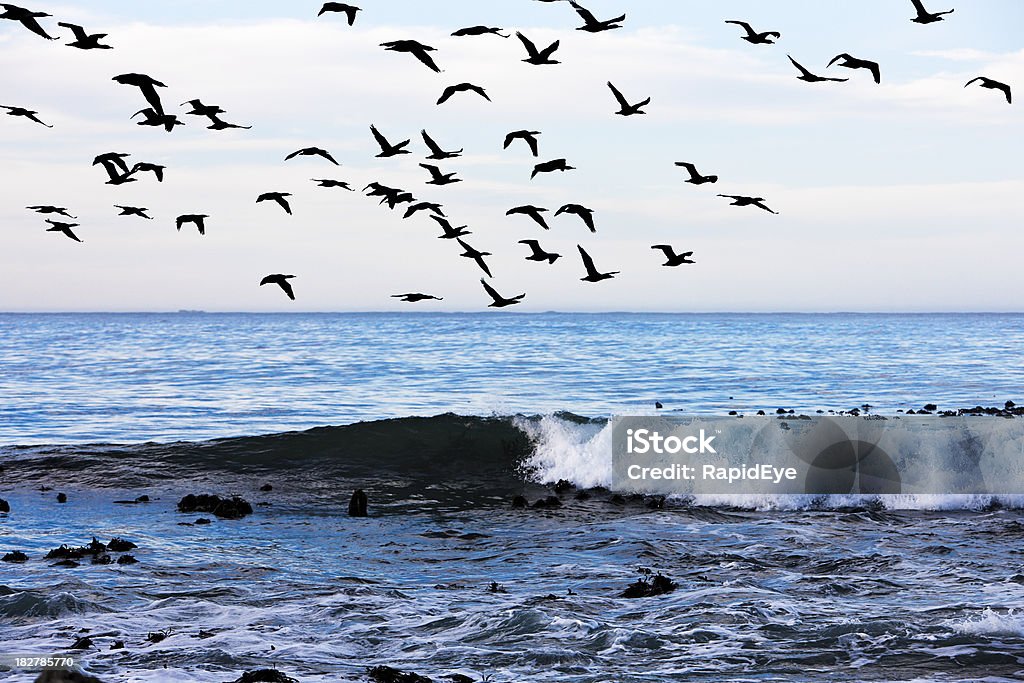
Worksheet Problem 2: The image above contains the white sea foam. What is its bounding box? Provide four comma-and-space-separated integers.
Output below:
954, 609, 1024, 638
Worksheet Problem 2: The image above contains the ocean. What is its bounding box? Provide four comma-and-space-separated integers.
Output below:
3, 313, 1024, 682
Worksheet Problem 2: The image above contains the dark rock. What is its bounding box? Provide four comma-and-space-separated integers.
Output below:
46, 545, 83, 559
621, 572, 678, 599
609, 494, 625, 505
775, 408, 787, 414
91, 554, 112, 565
646, 496, 665, 510
553, 479, 575, 493
654, 402, 663, 409
1006, 400, 1016, 409
511, 495, 528, 509
136, 495, 150, 502
117, 555, 138, 565
574, 490, 591, 501
728, 410, 738, 416
33, 670, 105, 683
2, 550, 27, 563
177, 494, 252, 519
756, 410, 766, 416
71, 636, 93, 650
110, 640, 125, 650
531, 496, 561, 509
146, 630, 169, 644
195, 518, 212, 525
0, 498, 8, 512
368, 665, 433, 683
448, 676, 474, 683
259, 484, 273, 492
227, 670, 298, 683
57, 492, 67, 503
107, 537, 137, 552
923, 403, 938, 412
348, 489, 368, 517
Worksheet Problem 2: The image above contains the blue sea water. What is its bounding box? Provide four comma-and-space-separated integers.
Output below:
3, 313, 1024, 682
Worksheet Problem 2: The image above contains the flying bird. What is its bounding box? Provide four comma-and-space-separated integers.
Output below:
181, 100, 251, 130
506, 205, 550, 230
437, 82, 491, 105
724, 20, 780, 44
457, 238, 493, 277
965, 76, 1011, 104
312, 178, 354, 190
392, 293, 443, 302
176, 214, 209, 235
556, 203, 596, 232
717, 194, 778, 214
57, 22, 112, 49
93, 153, 136, 185
380, 39, 442, 73
112, 73, 168, 115
380, 191, 416, 210
28, 205, 75, 218
1, 105, 51, 127
130, 162, 165, 182
114, 205, 152, 219
504, 130, 541, 157
431, 216, 470, 239
607, 81, 650, 116
910, 0, 954, 24
421, 130, 462, 160
370, 125, 411, 157
0, 4, 55, 40
132, 107, 184, 132
285, 147, 340, 165
787, 55, 848, 83
519, 240, 561, 264
651, 245, 696, 266
318, 2, 360, 25
578, 245, 619, 282
420, 164, 461, 185
260, 274, 297, 300
205, 113, 252, 130
481, 279, 525, 308
452, 25, 509, 38
403, 201, 445, 219
675, 162, 718, 185
827, 53, 881, 84
516, 32, 560, 65
45, 220, 82, 242
532, 158, 575, 179
569, 0, 625, 32
257, 192, 293, 215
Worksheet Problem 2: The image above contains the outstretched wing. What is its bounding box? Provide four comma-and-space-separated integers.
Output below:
725, 20, 754, 36
57, 22, 88, 41
480, 278, 501, 302
606, 81, 629, 108
421, 130, 442, 154
569, 0, 599, 25
516, 31, 538, 57
578, 245, 597, 274
787, 55, 814, 78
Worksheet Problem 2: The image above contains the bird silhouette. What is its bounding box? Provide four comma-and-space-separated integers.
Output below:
910, 0, 954, 24
504, 130, 541, 157
115, 205, 152, 219
205, 113, 252, 130
787, 55, 848, 83
132, 107, 184, 132
717, 194, 778, 214
57, 22, 112, 49
392, 293, 443, 302
452, 25, 509, 38
421, 130, 462, 159
364, 181, 398, 197
113, 73, 168, 115
437, 82, 491, 105
1, 105, 51, 127
506, 205, 550, 230
260, 274, 297, 300
607, 81, 650, 116
578, 245, 618, 282
286, 147, 340, 165
481, 279, 525, 308
380, 40, 441, 72
431, 216, 471, 239
516, 32, 560, 65
318, 2, 360, 25
45, 220, 82, 242
420, 164, 461, 185
532, 158, 575, 179
404, 201, 445, 219
130, 162, 165, 182
556, 203, 596, 232
176, 214, 209, 235
93, 153, 136, 185
28, 205, 76, 219
181, 100, 251, 129
380, 191, 416, 210
965, 76, 1011, 104
827, 53, 881, 84
1, 4, 54, 40
257, 192, 293, 215
724, 20, 780, 44
370, 125, 411, 157
569, 1, 625, 32
457, 238, 493, 277
651, 245, 696, 266
675, 162, 718, 184
519, 240, 561, 264
312, 178, 354, 190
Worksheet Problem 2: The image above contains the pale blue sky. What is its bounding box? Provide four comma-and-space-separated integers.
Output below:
1, 1, 1021, 311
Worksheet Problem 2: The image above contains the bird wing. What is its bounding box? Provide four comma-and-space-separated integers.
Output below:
516, 31, 538, 57
421, 130, 442, 154
525, 134, 539, 156
651, 245, 674, 256
675, 161, 698, 177
867, 61, 881, 83
538, 40, 560, 60
471, 84, 490, 100
580, 210, 596, 232
411, 47, 441, 73
419, 164, 442, 180
569, 1, 599, 25
277, 196, 292, 214
19, 15, 55, 40
787, 55, 815, 78
318, 149, 340, 165
480, 278, 501, 302
607, 81, 629, 108
475, 255, 493, 278
578, 246, 598, 275
827, 53, 850, 67
370, 125, 390, 149
437, 85, 456, 104
279, 280, 295, 300
57, 22, 87, 40
725, 20, 754, 36
909, 0, 928, 16
285, 149, 302, 160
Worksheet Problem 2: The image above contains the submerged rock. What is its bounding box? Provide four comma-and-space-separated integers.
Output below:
106, 537, 137, 552
2, 550, 28, 563
259, 483, 273, 492
368, 666, 433, 683
226, 670, 298, 683
117, 555, 138, 565
0, 498, 9, 512
621, 572, 678, 599
70, 636, 93, 650
57, 492, 67, 503
511, 495, 528, 508
177, 494, 252, 519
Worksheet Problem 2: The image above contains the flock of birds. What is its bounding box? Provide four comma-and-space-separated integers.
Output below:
2, 0, 1014, 306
